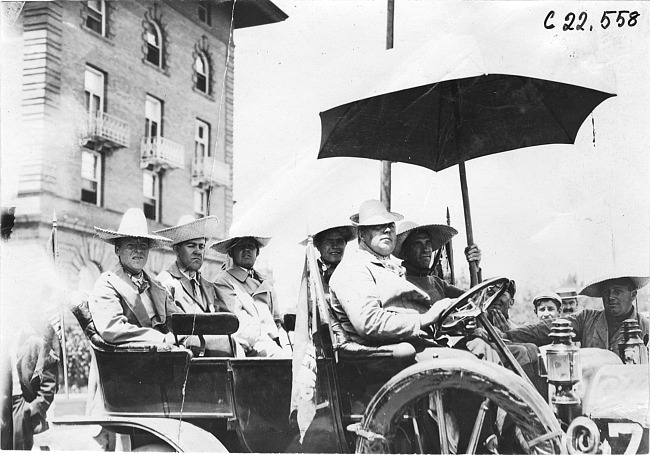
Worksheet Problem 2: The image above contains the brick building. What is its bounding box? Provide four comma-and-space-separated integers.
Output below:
1, 1, 286, 291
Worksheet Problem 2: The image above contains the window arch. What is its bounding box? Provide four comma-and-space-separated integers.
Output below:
195, 53, 209, 93
146, 21, 162, 67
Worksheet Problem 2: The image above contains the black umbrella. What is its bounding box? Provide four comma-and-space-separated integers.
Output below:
318, 73, 614, 284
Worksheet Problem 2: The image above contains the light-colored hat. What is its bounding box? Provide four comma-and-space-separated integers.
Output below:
393, 220, 458, 259
580, 275, 650, 298
556, 288, 578, 301
532, 292, 562, 309
94, 208, 172, 249
300, 224, 357, 246
154, 215, 220, 245
210, 235, 271, 254
350, 199, 403, 226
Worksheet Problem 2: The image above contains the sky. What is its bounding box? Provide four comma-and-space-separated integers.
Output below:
229, 1, 650, 314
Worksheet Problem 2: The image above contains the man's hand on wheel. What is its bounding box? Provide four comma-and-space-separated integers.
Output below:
419, 297, 454, 328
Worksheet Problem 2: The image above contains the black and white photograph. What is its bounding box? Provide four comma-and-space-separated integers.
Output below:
1, 1, 648, 452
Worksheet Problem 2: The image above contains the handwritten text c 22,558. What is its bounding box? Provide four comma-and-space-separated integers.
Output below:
544, 11, 640, 31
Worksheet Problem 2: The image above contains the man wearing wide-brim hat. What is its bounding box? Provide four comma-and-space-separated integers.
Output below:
211, 235, 287, 357
301, 221, 357, 289
155, 215, 225, 314
328, 200, 499, 363
506, 274, 650, 355
89, 208, 180, 344
393, 220, 482, 309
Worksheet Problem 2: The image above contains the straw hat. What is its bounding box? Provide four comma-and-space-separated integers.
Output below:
393, 220, 458, 259
210, 235, 271, 254
350, 199, 403, 226
154, 215, 220, 245
580, 275, 650, 298
300, 224, 357, 246
94, 208, 171, 249
532, 292, 562, 309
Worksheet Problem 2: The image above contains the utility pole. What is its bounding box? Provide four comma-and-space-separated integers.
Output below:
380, 0, 394, 209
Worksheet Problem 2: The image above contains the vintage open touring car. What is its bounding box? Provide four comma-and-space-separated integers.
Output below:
41, 240, 648, 454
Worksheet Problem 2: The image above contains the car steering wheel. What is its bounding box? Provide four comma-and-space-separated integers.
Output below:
434, 277, 510, 336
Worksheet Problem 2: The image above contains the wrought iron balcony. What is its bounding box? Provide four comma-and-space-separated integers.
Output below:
81, 111, 130, 152
191, 155, 231, 188
140, 136, 186, 171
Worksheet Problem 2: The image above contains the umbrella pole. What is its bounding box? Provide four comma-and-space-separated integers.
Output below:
458, 161, 479, 286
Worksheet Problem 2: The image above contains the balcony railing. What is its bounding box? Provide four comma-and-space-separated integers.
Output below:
81, 111, 130, 151
191, 155, 231, 188
140, 136, 185, 171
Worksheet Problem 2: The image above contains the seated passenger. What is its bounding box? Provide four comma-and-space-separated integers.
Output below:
211, 235, 288, 357
329, 200, 498, 362
392, 220, 479, 310
90, 208, 180, 345
155, 215, 242, 357
302, 222, 356, 292
532, 292, 561, 322
506, 274, 650, 355
394, 221, 541, 380
155, 215, 226, 314
556, 287, 579, 315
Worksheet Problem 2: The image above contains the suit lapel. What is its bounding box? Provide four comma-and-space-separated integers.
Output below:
173, 262, 209, 312
110, 267, 151, 328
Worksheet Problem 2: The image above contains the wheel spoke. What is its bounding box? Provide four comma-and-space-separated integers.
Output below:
465, 398, 490, 454
432, 391, 449, 454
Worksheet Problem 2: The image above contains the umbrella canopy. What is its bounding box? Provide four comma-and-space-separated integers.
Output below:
319, 73, 615, 173
318, 73, 614, 284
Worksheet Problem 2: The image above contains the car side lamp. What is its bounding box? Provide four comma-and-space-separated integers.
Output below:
618, 318, 648, 365
545, 319, 581, 407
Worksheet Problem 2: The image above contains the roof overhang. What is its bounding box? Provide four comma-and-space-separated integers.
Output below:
215, 0, 288, 29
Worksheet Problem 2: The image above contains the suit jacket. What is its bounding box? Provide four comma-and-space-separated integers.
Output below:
507, 307, 650, 354
329, 245, 430, 347
214, 266, 281, 324
213, 265, 280, 351
157, 262, 227, 313
89, 264, 180, 344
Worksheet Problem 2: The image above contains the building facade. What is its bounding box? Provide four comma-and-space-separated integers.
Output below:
2, 1, 286, 290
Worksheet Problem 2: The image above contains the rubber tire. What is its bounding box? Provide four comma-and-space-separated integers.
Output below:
356, 358, 563, 454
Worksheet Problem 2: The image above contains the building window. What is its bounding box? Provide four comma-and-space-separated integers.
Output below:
144, 95, 162, 138
194, 54, 209, 94
198, 3, 211, 26
143, 172, 159, 221
84, 66, 104, 113
86, 0, 106, 36
146, 22, 162, 67
81, 150, 101, 205
194, 189, 209, 217
195, 119, 210, 161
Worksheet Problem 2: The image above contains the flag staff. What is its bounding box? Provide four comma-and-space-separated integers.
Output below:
52, 210, 70, 398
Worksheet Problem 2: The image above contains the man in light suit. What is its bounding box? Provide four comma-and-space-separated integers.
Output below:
155, 215, 226, 314
211, 235, 287, 357
89, 208, 179, 344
